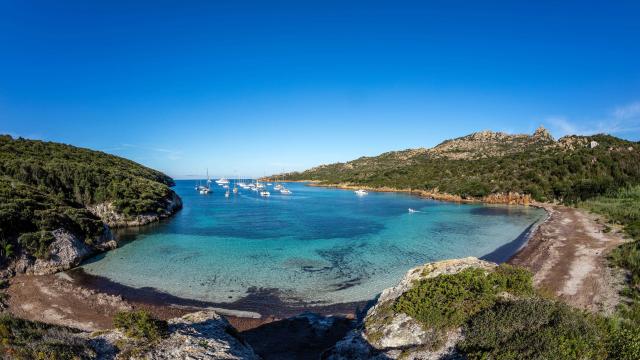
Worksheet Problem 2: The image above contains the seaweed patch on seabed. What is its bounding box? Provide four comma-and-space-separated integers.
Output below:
316, 244, 375, 283
67, 268, 367, 318
331, 277, 363, 291
282, 257, 333, 273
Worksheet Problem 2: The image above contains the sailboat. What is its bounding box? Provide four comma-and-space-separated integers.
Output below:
199, 169, 212, 194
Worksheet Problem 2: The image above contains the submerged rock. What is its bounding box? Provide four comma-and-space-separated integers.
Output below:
325, 257, 495, 360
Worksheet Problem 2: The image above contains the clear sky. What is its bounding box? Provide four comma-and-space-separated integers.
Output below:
1, 1, 639, 179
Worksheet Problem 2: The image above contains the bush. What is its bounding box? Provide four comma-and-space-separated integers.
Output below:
393, 264, 534, 331
113, 310, 168, 342
458, 298, 610, 360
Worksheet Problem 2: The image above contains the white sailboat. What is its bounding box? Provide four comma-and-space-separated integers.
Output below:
199, 169, 212, 194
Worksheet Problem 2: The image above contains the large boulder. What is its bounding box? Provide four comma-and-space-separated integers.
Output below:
91, 310, 259, 360
28, 228, 116, 275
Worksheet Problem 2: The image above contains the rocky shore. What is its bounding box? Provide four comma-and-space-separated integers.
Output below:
303, 182, 533, 205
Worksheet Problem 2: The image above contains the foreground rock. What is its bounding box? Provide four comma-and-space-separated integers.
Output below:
89, 310, 259, 359
9, 228, 117, 276
325, 257, 494, 360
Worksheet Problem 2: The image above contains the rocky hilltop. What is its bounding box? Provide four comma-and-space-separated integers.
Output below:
280, 127, 640, 203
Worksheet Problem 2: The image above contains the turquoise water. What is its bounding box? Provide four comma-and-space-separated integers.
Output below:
81, 180, 544, 305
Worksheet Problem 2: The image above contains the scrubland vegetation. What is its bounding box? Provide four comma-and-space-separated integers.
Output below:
0, 135, 178, 264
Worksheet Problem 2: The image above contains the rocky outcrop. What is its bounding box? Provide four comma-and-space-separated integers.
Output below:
325, 257, 495, 360
89, 191, 182, 228
92, 310, 259, 359
11, 228, 117, 276
429, 126, 555, 160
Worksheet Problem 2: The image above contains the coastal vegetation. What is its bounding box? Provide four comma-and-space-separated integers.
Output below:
281, 130, 640, 203
0, 313, 95, 359
386, 264, 639, 359
0, 135, 180, 264
113, 310, 168, 342
393, 265, 533, 332
581, 186, 640, 329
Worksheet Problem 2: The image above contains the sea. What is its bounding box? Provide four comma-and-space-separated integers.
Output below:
79, 180, 545, 307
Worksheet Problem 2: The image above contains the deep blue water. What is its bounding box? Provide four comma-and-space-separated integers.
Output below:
80, 180, 544, 305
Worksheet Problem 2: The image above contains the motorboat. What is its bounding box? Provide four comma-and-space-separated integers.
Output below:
408, 208, 419, 213
215, 178, 230, 185
280, 188, 292, 195
354, 189, 368, 196
260, 191, 271, 197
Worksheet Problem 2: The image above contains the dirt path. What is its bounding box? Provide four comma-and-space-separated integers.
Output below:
509, 204, 627, 315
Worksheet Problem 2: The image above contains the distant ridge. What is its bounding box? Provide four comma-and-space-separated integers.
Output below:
278, 127, 640, 203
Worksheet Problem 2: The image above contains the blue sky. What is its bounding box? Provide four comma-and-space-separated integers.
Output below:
1, 1, 639, 179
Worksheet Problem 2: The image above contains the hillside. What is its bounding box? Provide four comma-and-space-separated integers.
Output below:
281, 127, 640, 203
0, 135, 181, 270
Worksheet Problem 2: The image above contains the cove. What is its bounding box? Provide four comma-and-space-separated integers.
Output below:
79, 181, 545, 306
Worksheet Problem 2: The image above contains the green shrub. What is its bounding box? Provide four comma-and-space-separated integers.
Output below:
113, 310, 168, 342
393, 264, 534, 331
0, 313, 95, 359
458, 298, 610, 360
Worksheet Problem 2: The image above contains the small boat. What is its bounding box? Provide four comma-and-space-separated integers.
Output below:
223, 184, 229, 189
260, 191, 271, 197
354, 189, 368, 196
267, 183, 272, 186
273, 184, 283, 191
408, 208, 418, 213
225, 190, 230, 198
280, 188, 292, 195
215, 178, 230, 185
233, 187, 238, 194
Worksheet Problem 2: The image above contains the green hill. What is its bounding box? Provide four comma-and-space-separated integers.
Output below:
0, 135, 181, 264
281, 127, 640, 203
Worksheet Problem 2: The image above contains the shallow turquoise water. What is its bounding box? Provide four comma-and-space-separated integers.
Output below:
81, 180, 544, 305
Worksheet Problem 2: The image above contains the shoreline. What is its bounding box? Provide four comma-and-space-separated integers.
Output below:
282, 181, 534, 206
4, 184, 626, 333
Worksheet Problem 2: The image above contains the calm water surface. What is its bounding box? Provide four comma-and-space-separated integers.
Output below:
80, 180, 544, 305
